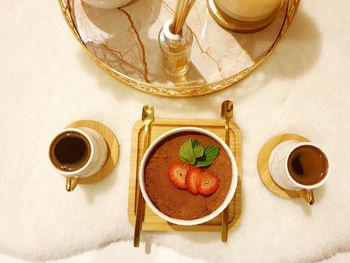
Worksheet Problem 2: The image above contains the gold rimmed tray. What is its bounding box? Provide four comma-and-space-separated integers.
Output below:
128, 118, 242, 232
59, 0, 300, 97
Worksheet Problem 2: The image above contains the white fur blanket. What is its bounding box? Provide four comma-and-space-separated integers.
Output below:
0, 0, 349, 262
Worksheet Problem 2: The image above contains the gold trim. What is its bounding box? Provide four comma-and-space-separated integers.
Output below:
58, 0, 300, 97
66, 176, 79, 192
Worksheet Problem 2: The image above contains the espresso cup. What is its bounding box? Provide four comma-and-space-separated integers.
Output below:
49, 128, 107, 191
269, 141, 330, 204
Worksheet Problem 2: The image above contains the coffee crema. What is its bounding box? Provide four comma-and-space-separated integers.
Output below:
49, 131, 91, 172
287, 145, 328, 186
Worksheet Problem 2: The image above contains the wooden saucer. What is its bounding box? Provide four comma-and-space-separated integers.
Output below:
257, 134, 309, 199
66, 120, 119, 185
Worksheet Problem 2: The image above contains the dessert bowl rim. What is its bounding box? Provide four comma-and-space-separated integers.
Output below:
139, 127, 238, 226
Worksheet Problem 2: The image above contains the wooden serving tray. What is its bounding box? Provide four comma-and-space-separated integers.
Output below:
128, 118, 242, 231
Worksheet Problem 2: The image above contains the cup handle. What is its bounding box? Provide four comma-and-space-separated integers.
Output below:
298, 189, 314, 205
66, 176, 79, 192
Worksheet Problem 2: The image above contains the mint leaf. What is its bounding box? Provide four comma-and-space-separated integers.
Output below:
192, 139, 199, 148
178, 139, 220, 167
196, 145, 220, 167
192, 139, 204, 158
179, 139, 196, 165
193, 144, 204, 158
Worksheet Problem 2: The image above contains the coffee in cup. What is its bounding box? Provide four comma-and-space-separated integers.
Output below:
49, 127, 108, 191
287, 145, 329, 186
50, 130, 92, 172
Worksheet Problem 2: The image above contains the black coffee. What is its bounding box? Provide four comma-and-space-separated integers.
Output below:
287, 145, 328, 185
50, 131, 91, 172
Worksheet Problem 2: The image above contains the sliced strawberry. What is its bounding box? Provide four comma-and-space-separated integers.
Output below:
168, 162, 190, 190
185, 167, 203, 195
198, 171, 220, 196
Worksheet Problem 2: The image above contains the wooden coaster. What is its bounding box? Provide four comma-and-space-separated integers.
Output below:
67, 120, 119, 185
257, 134, 309, 199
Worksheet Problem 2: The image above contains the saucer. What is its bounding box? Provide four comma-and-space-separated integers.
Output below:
257, 134, 309, 199
66, 120, 119, 185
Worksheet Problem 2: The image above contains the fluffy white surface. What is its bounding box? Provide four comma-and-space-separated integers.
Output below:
0, 0, 349, 262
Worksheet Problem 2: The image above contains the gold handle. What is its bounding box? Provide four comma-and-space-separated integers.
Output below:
221, 205, 229, 242
220, 100, 234, 243
66, 176, 79, 192
224, 120, 230, 146
221, 118, 230, 242
134, 126, 150, 247
298, 189, 314, 205
134, 125, 150, 214
134, 106, 154, 247
134, 190, 146, 247
142, 125, 151, 156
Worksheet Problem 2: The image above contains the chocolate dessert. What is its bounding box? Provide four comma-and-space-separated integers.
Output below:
144, 132, 233, 220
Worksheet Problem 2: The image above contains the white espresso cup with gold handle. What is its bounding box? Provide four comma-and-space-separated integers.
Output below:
269, 141, 330, 205
49, 128, 107, 191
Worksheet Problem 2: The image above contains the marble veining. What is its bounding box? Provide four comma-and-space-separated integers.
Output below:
72, 0, 287, 87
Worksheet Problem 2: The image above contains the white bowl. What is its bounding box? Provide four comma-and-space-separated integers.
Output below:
139, 127, 238, 226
